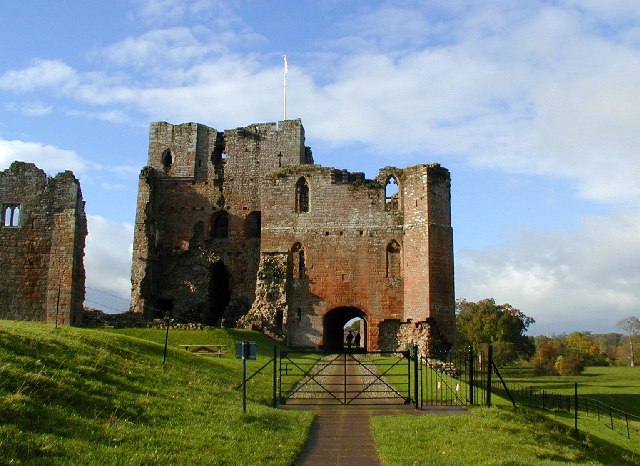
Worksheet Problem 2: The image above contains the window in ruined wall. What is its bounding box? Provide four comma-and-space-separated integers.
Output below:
245, 211, 261, 238
290, 242, 306, 279
386, 240, 401, 278
385, 175, 399, 211
2, 204, 20, 227
211, 142, 226, 164
295, 177, 309, 212
212, 211, 229, 238
162, 149, 173, 169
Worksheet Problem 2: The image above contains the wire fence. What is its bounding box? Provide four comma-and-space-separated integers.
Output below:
491, 378, 640, 442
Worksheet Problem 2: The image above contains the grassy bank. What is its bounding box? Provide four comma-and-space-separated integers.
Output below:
0, 321, 313, 465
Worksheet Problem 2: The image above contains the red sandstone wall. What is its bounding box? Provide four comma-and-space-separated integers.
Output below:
0, 162, 86, 325
130, 120, 454, 349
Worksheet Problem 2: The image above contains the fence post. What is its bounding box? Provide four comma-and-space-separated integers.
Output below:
420, 355, 424, 410
278, 352, 283, 404
486, 344, 493, 407
406, 350, 412, 404
585, 397, 588, 415
542, 390, 545, 409
626, 414, 630, 439
609, 407, 614, 430
468, 346, 475, 405
414, 345, 419, 410
574, 382, 578, 434
272, 344, 278, 408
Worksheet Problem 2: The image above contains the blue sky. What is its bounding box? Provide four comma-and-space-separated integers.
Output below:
1, 0, 639, 334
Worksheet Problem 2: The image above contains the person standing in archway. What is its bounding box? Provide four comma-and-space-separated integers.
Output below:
354, 332, 361, 349
346, 330, 354, 349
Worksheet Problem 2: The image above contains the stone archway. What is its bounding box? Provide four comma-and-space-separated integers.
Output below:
323, 307, 368, 352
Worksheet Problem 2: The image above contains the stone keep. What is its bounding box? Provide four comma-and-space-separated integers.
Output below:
0, 162, 87, 325
130, 120, 454, 351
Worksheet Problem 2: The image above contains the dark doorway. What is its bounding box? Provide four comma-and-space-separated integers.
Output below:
208, 261, 230, 325
323, 307, 368, 352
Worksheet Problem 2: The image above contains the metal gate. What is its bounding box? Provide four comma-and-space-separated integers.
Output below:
418, 347, 487, 407
277, 347, 488, 408
279, 350, 414, 406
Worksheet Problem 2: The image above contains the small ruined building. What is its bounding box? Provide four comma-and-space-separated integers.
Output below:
0, 162, 87, 325
130, 120, 454, 352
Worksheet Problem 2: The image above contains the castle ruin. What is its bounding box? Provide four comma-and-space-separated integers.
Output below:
0, 162, 87, 325
130, 120, 454, 351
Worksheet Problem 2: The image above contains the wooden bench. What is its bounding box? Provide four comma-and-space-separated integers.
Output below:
178, 344, 226, 357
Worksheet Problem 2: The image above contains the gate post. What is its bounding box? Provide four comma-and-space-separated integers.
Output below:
486, 344, 493, 407
413, 345, 419, 410
272, 344, 278, 408
406, 350, 411, 404
468, 346, 474, 405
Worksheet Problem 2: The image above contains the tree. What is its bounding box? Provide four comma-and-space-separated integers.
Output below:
530, 343, 559, 375
456, 298, 535, 365
617, 316, 640, 367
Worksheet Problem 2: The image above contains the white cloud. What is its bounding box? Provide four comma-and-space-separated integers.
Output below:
97, 27, 212, 70
84, 215, 134, 313
3, 3, 640, 208
0, 59, 77, 92
0, 138, 139, 186
5, 101, 53, 116
456, 211, 640, 334
0, 139, 86, 174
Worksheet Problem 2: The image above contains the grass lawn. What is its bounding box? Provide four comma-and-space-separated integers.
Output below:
373, 406, 637, 465
0, 321, 313, 465
492, 365, 640, 462
500, 365, 640, 414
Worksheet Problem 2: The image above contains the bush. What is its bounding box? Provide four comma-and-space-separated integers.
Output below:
530, 344, 558, 375
554, 355, 585, 376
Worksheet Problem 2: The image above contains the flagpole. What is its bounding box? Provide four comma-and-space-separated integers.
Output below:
283, 54, 288, 121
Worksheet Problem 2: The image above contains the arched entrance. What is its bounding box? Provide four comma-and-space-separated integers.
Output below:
323, 307, 368, 352
208, 261, 230, 325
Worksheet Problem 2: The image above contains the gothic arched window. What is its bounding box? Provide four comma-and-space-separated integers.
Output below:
385, 175, 399, 211
2, 204, 20, 227
386, 240, 401, 278
295, 177, 309, 213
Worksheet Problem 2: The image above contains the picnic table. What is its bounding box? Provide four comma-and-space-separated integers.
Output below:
178, 344, 226, 357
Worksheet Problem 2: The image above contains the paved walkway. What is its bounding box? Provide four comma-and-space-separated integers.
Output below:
281, 354, 465, 466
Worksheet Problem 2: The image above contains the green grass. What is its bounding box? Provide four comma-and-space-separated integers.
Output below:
500, 365, 640, 414
373, 406, 637, 465
0, 321, 313, 465
493, 365, 640, 460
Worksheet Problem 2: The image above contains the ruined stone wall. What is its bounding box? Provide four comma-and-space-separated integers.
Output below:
260, 165, 406, 349
130, 120, 311, 323
400, 164, 455, 345
0, 162, 86, 325
130, 119, 454, 350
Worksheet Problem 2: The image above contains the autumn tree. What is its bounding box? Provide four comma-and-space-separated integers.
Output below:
617, 316, 640, 367
456, 298, 535, 365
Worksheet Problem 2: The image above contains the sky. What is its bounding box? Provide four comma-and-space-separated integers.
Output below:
1, 0, 639, 335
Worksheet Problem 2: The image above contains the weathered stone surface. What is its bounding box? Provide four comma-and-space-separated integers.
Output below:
130, 120, 455, 350
0, 161, 86, 325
